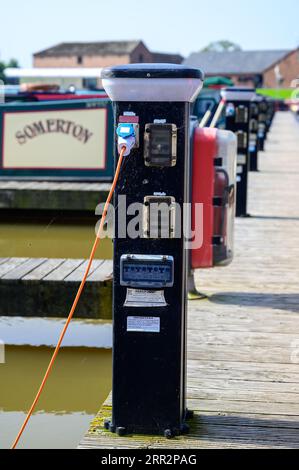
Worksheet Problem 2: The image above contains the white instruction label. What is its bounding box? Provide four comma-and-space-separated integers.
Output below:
124, 289, 166, 308
127, 316, 160, 333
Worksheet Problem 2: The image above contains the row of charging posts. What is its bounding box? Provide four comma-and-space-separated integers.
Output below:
100, 63, 240, 438
220, 88, 274, 217
188, 88, 275, 295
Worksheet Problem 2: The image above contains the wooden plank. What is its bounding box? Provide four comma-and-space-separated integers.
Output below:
187, 377, 299, 394
188, 330, 299, 347
0, 257, 112, 319
0, 181, 109, 191
193, 412, 299, 429
0, 258, 9, 266
43, 259, 85, 281
79, 436, 290, 449
187, 362, 299, 383
22, 258, 65, 281
187, 388, 299, 405
0, 258, 28, 278
64, 259, 104, 282
99, 392, 299, 418
188, 322, 299, 335
187, 398, 299, 417
88, 260, 113, 282
0, 181, 110, 211
187, 345, 297, 364
2, 258, 46, 280
189, 311, 299, 325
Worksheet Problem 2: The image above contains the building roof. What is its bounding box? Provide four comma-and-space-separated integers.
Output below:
184, 49, 295, 75
34, 40, 143, 58
4, 67, 102, 78
151, 52, 184, 64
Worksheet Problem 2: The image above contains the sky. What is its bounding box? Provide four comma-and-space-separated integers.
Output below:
0, 0, 298, 67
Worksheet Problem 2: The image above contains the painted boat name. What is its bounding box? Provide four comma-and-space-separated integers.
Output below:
15, 119, 93, 145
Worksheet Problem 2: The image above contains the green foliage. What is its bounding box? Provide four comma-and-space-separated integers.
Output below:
202, 40, 242, 52
256, 88, 294, 100
0, 58, 19, 83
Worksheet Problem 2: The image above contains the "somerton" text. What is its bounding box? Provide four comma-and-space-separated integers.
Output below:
15, 119, 93, 145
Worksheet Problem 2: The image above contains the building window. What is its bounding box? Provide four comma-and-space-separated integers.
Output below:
139, 54, 143, 63
77, 56, 83, 65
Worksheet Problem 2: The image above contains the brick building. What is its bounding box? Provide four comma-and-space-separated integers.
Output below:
184, 49, 299, 88
33, 40, 183, 68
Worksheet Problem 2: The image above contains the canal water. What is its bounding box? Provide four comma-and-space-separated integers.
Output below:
0, 331, 112, 449
0, 221, 113, 260
0, 216, 113, 448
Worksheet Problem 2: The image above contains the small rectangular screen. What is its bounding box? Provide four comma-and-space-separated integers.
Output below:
120, 255, 174, 288
123, 263, 172, 283
150, 129, 171, 156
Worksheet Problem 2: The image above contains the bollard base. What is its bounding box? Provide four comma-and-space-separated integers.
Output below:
187, 272, 207, 301
103, 418, 191, 439
188, 290, 208, 301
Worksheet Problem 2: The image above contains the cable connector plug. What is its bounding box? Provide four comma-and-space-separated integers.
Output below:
116, 123, 137, 156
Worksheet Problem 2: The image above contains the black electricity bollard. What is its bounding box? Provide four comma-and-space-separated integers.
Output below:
266, 99, 275, 132
257, 97, 268, 151
249, 94, 263, 172
221, 87, 256, 217
101, 64, 204, 438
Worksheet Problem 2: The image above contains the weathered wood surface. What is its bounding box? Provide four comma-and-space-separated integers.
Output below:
79, 112, 299, 449
0, 257, 112, 319
0, 181, 110, 211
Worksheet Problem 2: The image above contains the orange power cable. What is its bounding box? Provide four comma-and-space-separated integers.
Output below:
11, 146, 126, 449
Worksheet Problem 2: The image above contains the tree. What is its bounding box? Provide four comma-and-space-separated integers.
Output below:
202, 40, 242, 52
0, 58, 19, 83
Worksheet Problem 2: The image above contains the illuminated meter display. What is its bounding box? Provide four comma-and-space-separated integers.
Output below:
144, 123, 177, 167
120, 254, 174, 288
